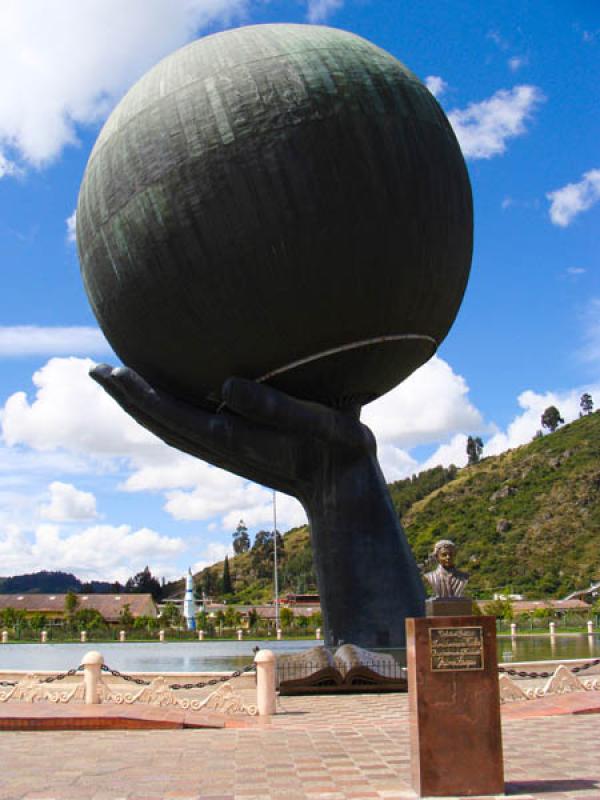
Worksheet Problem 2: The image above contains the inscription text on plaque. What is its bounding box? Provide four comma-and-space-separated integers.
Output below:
429, 626, 484, 671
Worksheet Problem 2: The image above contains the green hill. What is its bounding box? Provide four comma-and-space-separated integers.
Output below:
190, 411, 600, 602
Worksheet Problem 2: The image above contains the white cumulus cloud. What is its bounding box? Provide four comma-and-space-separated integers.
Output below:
419, 433, 469, 472
363, 357, 483, 449
362, 357, 484, 481
448, 85, 544, 160
66, 210, 77, 243
0, 0, 248, 173
1, 357, 158, 458
425, 75, 448, 98
0, 327, 111, 358
0, 521, 185, 583
547, 169, 600, 227
192, 541, 233, 572
40, 481, 98, 522
305, 0, 344, 23
484, 384, 600, 456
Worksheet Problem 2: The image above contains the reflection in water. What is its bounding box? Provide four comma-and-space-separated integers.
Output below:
0, 635, 598, 673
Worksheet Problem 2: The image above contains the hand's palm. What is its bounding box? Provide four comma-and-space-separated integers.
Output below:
90, 365, 373, 499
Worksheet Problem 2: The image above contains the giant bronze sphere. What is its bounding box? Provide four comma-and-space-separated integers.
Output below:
77, 24, 472, 410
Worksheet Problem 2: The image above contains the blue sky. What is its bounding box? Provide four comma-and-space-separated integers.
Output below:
0, 0, 598, 583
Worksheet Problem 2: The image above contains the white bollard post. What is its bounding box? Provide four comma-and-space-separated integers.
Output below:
198, 629, 204, 641
119, 630, 126, 642
315, 627, 321, 640
41, 630, 47, 643
549, 621, 556, 636
82, 651, 104, 705
159, 629, 165, 642
276, 627, 282, 641
80, 630, 87, 643
1, 630, 7, 644
255, 649, 276, 716
510, 623, 517, 637
587, 620, 594, 635
237, 628, 243, 641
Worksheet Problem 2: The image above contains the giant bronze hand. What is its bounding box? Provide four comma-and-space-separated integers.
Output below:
91, 365, 425, 648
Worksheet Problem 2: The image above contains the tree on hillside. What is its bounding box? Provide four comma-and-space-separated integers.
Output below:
119, 603, 134, 627
161, 602, 183, 628
200, 569, 218, 597
580, 393, 594, 416
251, 530, 284, 579
232, 519, 251, 554
466, 436, 484, 465
74, 608, 105, 629
279, 607, 294, 629
541, 406, 564, 433
64, 590, 79, 618
222, 555, 233, 594
125, 566, 162, 601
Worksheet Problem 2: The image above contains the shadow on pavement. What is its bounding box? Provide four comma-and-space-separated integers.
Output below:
507, 778, 599, 794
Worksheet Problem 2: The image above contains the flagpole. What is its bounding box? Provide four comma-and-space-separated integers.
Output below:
273, 489, 279, 630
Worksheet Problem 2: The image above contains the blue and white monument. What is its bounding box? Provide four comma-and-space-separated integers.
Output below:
183, 567, 197, 631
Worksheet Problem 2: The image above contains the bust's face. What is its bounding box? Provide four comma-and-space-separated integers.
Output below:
437, 546, 455, 569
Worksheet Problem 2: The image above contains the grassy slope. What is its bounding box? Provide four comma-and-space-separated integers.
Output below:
187, 412, 600, 601
402, 411, 600, 597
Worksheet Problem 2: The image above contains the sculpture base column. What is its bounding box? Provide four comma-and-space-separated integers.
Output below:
407, 615, 503, 797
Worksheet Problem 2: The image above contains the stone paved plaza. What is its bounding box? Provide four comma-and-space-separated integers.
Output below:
0, 693, 599, 800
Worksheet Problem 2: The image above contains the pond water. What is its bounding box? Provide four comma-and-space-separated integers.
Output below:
0, 635, 598, 673
498, 633, 600, 663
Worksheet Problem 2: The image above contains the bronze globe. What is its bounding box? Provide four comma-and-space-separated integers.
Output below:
77, 24, 472, 410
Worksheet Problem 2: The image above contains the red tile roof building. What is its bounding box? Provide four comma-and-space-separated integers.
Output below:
0, 594, 157, 622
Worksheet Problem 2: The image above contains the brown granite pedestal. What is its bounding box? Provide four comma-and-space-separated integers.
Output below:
407, 615, 504, 797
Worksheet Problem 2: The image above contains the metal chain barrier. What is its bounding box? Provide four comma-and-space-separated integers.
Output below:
570, 657, 600, 673
39, 667, 83, 684
98, 657, 257, 690
100, 664, 151, 686
498, 657, 600, 680
169, 661, 256, 690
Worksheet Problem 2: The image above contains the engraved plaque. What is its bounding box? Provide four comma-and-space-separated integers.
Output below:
430, 626, 484, 671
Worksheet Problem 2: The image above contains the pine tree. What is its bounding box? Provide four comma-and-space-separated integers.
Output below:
222, 555, 233, 594
580, 393, 593, 416
466, 435, 484, 465
232, 519, 251, 554
541, 406, 564, 433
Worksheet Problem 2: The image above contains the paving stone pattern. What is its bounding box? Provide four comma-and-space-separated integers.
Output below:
0, 694, 598, 800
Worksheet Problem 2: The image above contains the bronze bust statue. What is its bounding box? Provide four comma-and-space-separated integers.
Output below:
424, 539, 469, 598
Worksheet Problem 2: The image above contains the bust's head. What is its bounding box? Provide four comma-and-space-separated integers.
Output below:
433, 539, 457, 570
